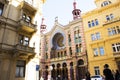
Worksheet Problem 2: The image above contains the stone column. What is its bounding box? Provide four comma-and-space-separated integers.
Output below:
74, 65, 77, 80
1, 58, 11, 80
1, 57, 16, 80
10, 58, 17, 80
67, 66, 70, 80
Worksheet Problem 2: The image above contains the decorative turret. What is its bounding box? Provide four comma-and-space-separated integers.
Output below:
72, 0, 81, 20
40, 18, 47, 33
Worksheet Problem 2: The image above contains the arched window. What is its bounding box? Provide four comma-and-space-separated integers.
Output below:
110, 14, 114, 19
108, 1, 111, 4
46, 53, 48, 59
75, 12, 77, 15
77, 12, 79, 15
101, 1, 112, 7
95, 19, 99, 25
77, 59, 84, 65
88, 21, 91, 28
76, 45, 79, 53
106, 15, 110, 21
91, 20, 95, 26
116, 26, 120, 33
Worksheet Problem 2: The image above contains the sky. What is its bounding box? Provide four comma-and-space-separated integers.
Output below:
42, 0, 97, 32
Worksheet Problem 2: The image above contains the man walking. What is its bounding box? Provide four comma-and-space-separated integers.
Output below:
103, 64, 114, 80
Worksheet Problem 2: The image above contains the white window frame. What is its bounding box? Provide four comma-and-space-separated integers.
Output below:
93, 48, 98, 56
15, 60, 26, 77
112, 43, 120, 52
94, 66, 100, 75
96, 32, 100, 40
88, 21, 91, 28
91, 34, 96, 41
99, 47, 104, 56
95, 19, 99, 26
108, 28, 113, 36
91, 20, 95, 26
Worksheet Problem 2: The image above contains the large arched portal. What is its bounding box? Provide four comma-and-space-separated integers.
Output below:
44, 65, 48, 80
51, 64, 56, 80
70, 62, 74, 80
76, 59, 86, 80
62, 63, 68, 80
56, 63, 61, 79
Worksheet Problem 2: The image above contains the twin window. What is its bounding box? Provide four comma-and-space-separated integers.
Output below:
76, 44, 81, 53
15, 60, 26, 77
91, 32, 101, 41
112, 43, 120, 53
106, 14, 114, 21
22, 14, 31, 23
19, 34, 30, 46
74, 30, 81, 43
94, 66, 100, 75
93, 47, 104, 56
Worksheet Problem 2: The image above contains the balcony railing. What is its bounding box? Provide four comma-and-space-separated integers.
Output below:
103, 17, 120, 26
18, 19, 37, 33
113, 52, 120, 58
14, 44, 35, 54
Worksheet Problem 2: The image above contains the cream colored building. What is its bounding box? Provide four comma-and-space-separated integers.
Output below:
40, 18, 87, 80
82, 0, 120, 76
0, 0, 45, 80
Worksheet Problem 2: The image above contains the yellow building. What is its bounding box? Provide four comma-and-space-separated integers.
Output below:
0, 0, 45, 80
82, 0, 120, 76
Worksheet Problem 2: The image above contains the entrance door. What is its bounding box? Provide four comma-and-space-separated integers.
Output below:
78, 66, 86, 79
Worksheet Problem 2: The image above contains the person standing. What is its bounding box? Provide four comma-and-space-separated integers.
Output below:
112, 70, 115, 79
115, 70, 120, 80
103, 64, 114, 80
86, 71, 91, 80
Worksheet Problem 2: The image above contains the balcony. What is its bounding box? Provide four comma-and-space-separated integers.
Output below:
20, 0, 37, 15
14, 44, 35, 57
103, 17, 120, 26
18, 19, 37, 34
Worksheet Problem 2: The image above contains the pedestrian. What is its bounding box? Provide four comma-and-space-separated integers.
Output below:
112, 70, 115, 79
40, 76, 44, 80
103, 64, 114, 80
86, 70, 91, 80
115, 69, 120, 80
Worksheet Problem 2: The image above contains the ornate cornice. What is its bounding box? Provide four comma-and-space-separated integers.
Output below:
82, 2, 120, 18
